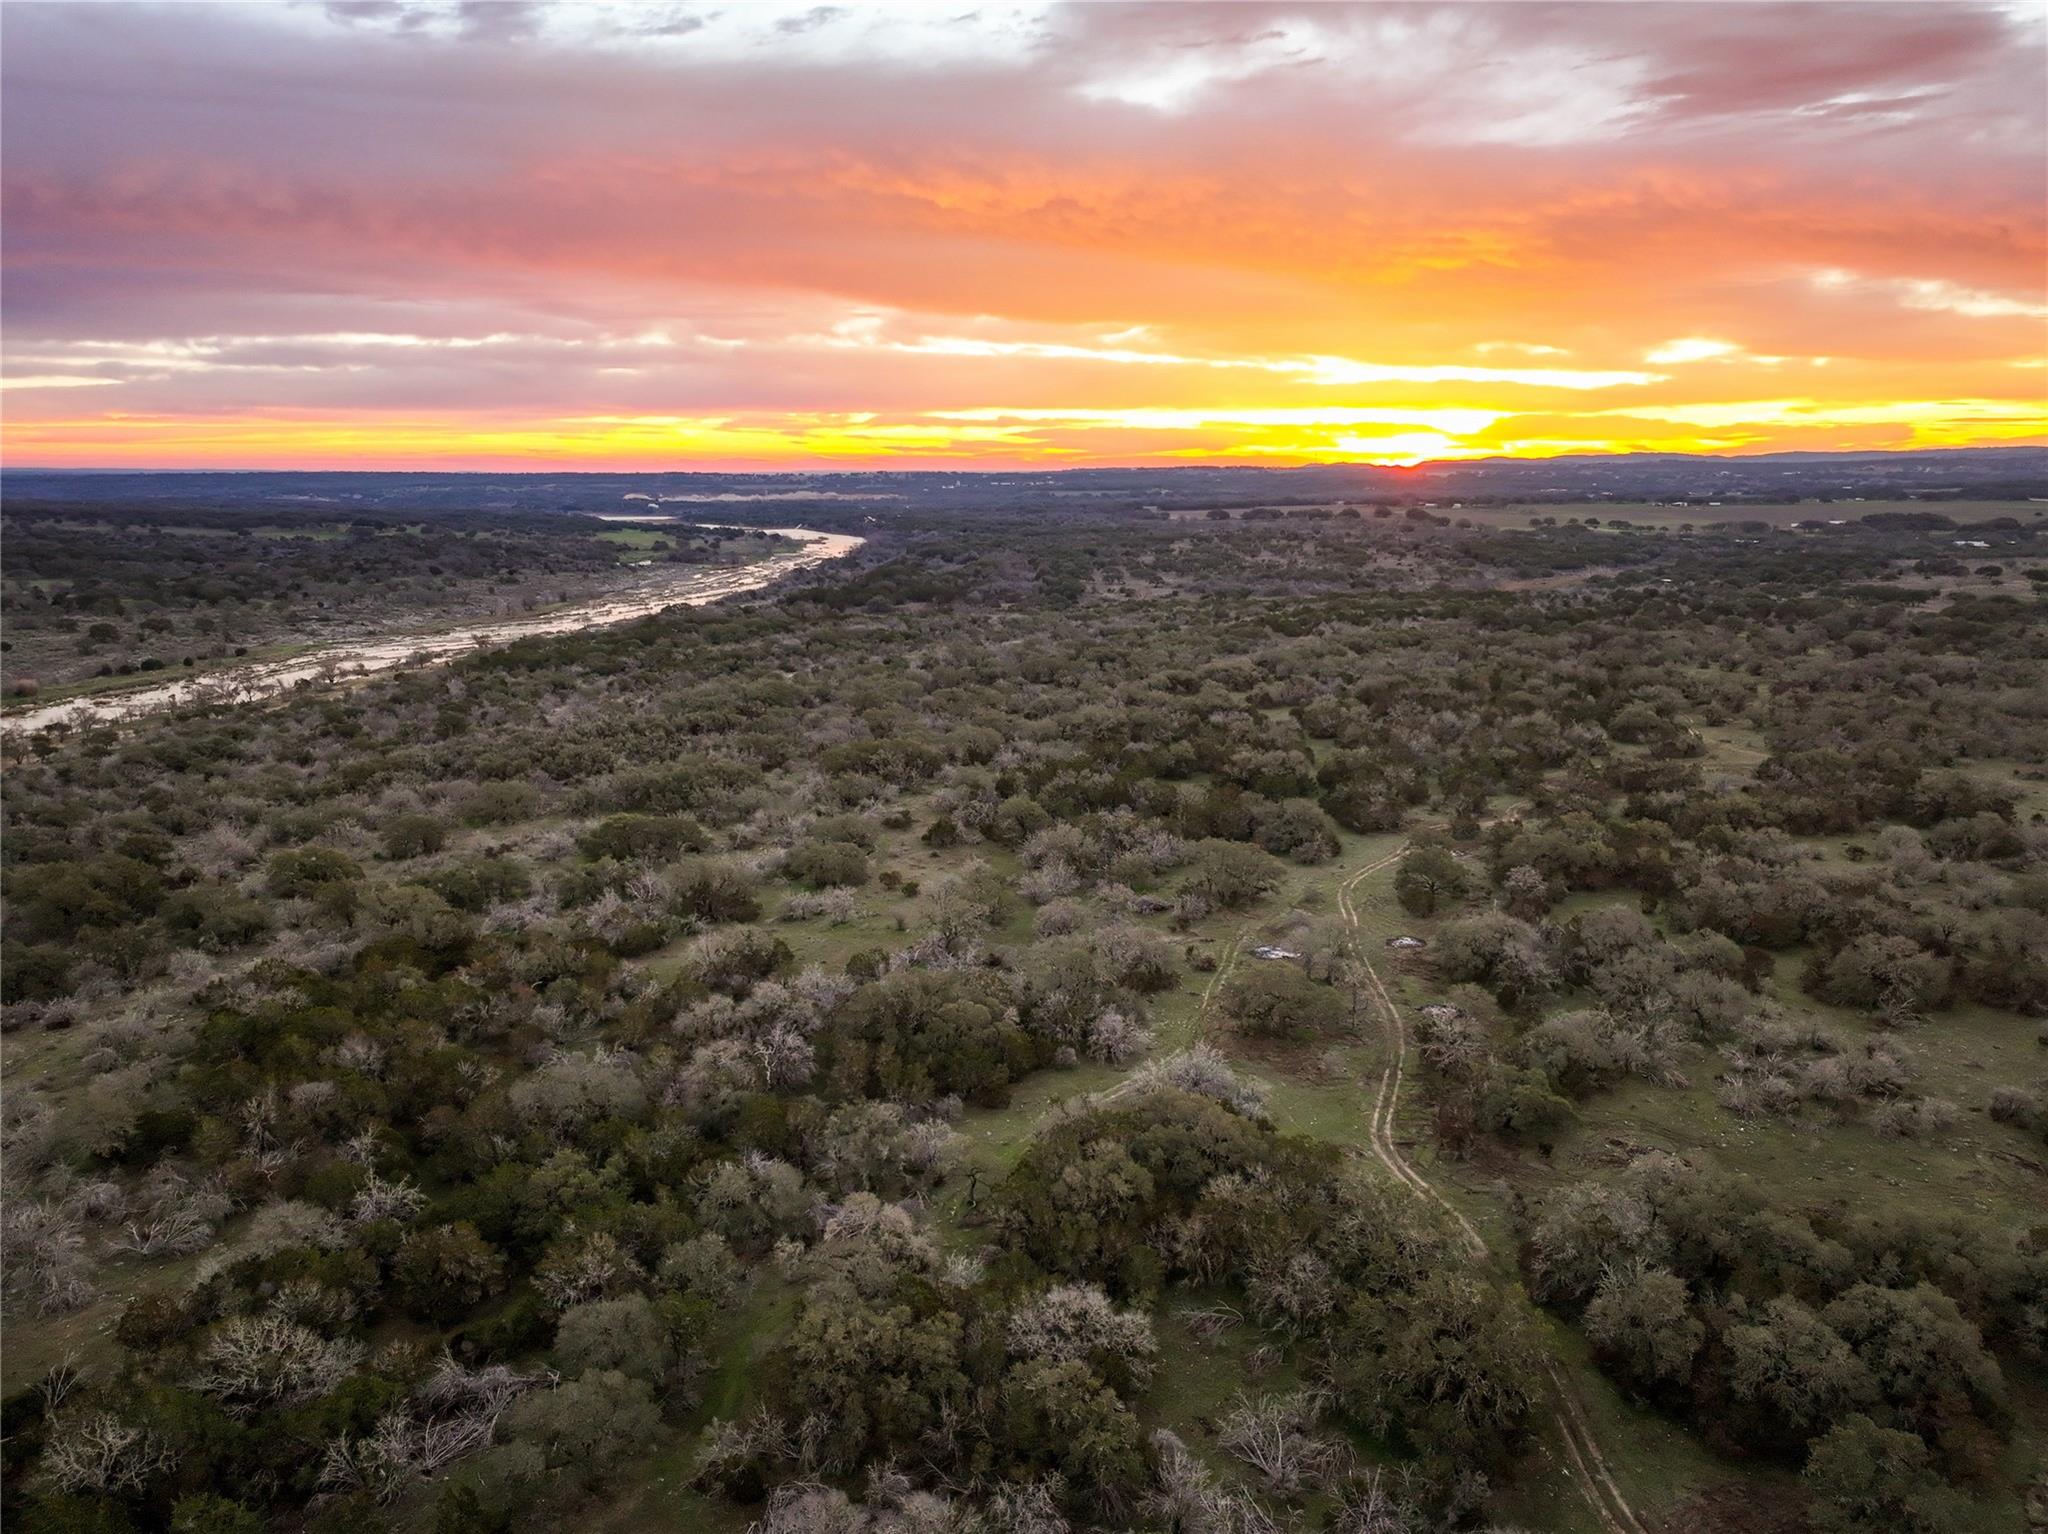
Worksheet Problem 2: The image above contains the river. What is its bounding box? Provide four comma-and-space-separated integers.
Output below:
4, 526, 864, 736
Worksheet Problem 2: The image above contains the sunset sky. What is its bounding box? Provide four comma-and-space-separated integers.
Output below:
3, 0, 2044, 471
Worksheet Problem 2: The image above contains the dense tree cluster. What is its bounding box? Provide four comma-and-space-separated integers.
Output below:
1525, 1153, 2041, 1529
0, 504, 788, 689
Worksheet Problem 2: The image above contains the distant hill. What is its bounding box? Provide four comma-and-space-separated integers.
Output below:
5, 445, 2045, 519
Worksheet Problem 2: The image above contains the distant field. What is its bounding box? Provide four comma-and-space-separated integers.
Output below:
1176, 497, 2048, 531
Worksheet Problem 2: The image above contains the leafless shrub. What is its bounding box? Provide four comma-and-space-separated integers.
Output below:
1033, 899, 1087, 937
1181, 1303, 1244, 1340
1145, 1429, 1279, 1534
693, 1408, 795, 1494
270, 1276, 360, 1330
1217, 1390, 1344, 1495
320, 1410, 477, 1501
940, 1252, 986, 1289
782, 889, 863, 925
1872, 1096, 1959, 1140
1246, 1251, 1340, 1336
349, 1170, 427, 1226
64, 1178, 128, 1223
1989, 1085, 2043, 1130
109, 1168, 230, 1257
1, 1198, 97, 1315
978, 1477, 1072, 1534
182, 823, 261, 879
1085, 1008, 1153, 1064
235, 1199, 349, 1265
1243, 1343, 1284, 1376
533, 1229, 646, 1309
1715, 1056, 1805, 1120
333, 1034, 388, 1077
35, 1412, 176, 1496
1005, 1282, 1158, 1387
751, 1021, 819, 1088
1125, 1045, 1268, 1121
190, 1314, 364, 1413
1018, 858, 1081, 906
901, 1118, 962, 1180
319, 1358, 551, 1502
748, 1483, 865, 1534
1327, 1470, 1425, 1534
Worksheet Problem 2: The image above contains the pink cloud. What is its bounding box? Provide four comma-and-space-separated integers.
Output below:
2, 1, 2041, 465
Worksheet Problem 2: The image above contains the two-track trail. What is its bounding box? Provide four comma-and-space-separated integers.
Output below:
1188, 930, 1248, 1042
1337, 842, 1652, 1534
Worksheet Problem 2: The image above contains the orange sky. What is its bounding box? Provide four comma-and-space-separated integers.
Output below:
3, 1, 2044, 470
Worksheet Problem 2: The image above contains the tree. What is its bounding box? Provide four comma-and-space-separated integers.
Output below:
1803, 1415, 1963, 1534
1724, 1295, 1878, 1440
1255, 799, 1341, 863
1395, 842, 1469, 916
382, 812, 448, 860
828, 969, 1027, 1103
1818, 1283, 2004, 1439
1434, 912, 1554, 1008
999, 1358, 1149, 1504
1186, 840, 1282, 911
506, 1049, 646, 1133
393, 1223, 507, 1323
658, 1233, 743, 1306
554, 1295, 678, 1387
1331, 1272, 1543, 1465
576, 814, 703, 862
1583, 1260, 1702, 1392
263, 845, 361, 898
493, 1371, 662, 1493
776, 1288, 969, 1470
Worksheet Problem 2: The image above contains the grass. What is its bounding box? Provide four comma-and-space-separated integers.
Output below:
0, 1250, 208, 1397
574, 1276, 802, 1534
1422, 499, 2048, 532
596, 528, 677, 561
1167, 499, 2048, 534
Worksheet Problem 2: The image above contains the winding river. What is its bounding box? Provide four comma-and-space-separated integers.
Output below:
4, 526, 864, 736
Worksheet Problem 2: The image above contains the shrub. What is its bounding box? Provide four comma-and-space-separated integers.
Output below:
1222, 964, 1344, 1040
264, 847, 361, 899
577, 814, 705, 863
783, 839, 871, 889
382, 812, 448, 860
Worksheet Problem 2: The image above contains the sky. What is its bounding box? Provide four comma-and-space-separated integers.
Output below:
2, 0, 2045, 471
